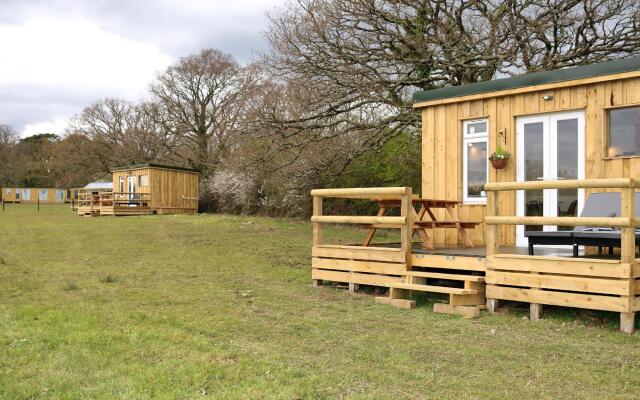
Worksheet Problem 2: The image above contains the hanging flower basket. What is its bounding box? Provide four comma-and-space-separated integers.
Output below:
489, 146, 510, 170
490, 158, 509, 169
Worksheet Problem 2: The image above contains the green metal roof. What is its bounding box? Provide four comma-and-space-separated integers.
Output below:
111, 163, 199, 173
413, 56, 640, 104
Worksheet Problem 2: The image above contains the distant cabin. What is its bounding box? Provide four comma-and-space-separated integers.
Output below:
1, 188, 67, 204
111, 163, 199, 214
70, 177, 113, 204
78, 163, 199, 216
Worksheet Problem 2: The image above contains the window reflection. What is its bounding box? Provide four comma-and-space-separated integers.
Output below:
467, 141, 487, 197
608, 107, 640, 157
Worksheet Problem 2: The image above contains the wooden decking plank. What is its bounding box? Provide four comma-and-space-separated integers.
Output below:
403, 270, 485, 282
486, 285, 629, 312
387, 282, 478, 295
487, 271, 630, 296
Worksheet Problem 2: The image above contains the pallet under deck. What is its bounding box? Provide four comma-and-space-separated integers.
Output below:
310, 183, 640, 332
312, 243, 639, 319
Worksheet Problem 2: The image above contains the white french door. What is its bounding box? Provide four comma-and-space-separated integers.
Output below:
127, 176, 136, 201
516, 111, 585, 246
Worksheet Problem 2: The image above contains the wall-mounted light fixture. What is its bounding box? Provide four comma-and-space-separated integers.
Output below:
498, 128, 507, 148
542, 94, 554, 101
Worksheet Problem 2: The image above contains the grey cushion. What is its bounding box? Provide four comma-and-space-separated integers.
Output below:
575, 192, 620, 231
527, 192, 621, 240
573, 231, 621, 239
525, 231, 573, 238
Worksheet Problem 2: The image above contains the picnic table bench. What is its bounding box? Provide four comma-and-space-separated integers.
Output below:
363, 197, 480, 249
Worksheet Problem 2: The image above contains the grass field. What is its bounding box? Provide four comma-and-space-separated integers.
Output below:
2, 205, 640, 399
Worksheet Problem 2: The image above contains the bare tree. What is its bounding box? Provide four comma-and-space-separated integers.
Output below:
70, 98, 177, 172
262, 0, 640, 175
507, 0, 640, 71
150, 49, 258, 177
0, 123, 20, 186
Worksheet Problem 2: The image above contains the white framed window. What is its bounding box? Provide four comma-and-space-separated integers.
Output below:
606, 106, 640, 157
139, 174, 149, 187
462, 119, 488, 204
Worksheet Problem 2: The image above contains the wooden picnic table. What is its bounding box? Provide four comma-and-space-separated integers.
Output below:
363, 197, 479, 249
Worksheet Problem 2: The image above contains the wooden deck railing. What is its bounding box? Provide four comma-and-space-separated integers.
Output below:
483, 177, 639, 333
77, 191, 152, 208
111, 192, 152, 208
483, 178, 637, 260
310, 187, 413, 255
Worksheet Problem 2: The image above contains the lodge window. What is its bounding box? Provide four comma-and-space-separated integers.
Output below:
607, 106, 640, 157
462, 119, 488, 204
119, 176, 124, 193
139, 175, 149, 187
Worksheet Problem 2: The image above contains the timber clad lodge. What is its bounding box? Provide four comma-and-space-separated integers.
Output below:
310, 56, 640, 333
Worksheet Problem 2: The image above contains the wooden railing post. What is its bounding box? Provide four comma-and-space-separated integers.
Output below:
400, 187, 413, 265
620, 187, 635, 334
485, 190, 500, 257
312, 195, 323, 288
312, 196, 323, 246
485, 189, 500, 314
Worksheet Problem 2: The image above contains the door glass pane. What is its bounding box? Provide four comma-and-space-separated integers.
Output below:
557, 119, 578, 179
556, 118, 579, 230
524, 122, 544, 232
127, 177, 136, 200
466, 141, 487, 198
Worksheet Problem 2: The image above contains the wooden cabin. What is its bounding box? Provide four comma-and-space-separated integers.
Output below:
1, 188, 67, 204
78, 163, 199, 216
311, 56, 640, 333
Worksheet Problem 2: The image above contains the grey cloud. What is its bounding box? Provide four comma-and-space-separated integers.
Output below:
0, 0, 286, 135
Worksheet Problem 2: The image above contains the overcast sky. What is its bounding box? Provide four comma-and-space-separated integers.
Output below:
0, 0, 286, 137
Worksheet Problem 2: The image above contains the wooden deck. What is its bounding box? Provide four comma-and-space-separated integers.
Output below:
77, 190, 153, 216
99, 206, 153, 216
311, 180, 640, 333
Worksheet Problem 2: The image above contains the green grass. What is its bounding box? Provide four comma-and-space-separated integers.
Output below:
1, 205, 640, 399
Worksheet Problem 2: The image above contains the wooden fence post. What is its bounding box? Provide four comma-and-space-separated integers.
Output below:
620, 187, 635, 334
385, 186, 416, 308
312, 195, 323, 287
400, 187, 413, 266
37, 197, 40, 212
485, 189, 500, 314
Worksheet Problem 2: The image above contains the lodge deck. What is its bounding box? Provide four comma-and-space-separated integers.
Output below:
387, 243, 590, 258
311, 181, 640, 333
77, 190, 153, 216
99, 206, 154, 216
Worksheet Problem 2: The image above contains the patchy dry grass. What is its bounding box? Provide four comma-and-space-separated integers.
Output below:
1, 204, 640, 399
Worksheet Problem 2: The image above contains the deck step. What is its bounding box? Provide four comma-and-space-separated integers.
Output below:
387, 282, 478, 295
403, 271, 485, 282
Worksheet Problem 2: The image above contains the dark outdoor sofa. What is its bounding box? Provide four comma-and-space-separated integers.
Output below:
525, 192, 640, 256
